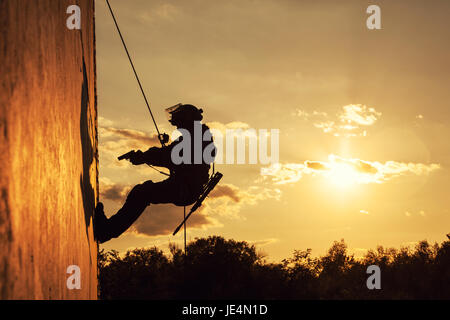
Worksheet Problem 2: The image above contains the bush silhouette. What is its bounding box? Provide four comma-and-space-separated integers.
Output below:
98, 235, 450, 299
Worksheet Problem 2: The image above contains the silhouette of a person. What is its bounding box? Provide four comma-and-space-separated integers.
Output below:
95, 104, 215, 243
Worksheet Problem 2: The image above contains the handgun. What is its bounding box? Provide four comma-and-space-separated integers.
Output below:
118, 150, 136, 161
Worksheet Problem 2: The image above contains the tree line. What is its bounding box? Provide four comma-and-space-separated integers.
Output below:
98, 235, 450, 299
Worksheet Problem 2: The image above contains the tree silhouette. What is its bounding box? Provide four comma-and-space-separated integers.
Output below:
98, 235, 450, 300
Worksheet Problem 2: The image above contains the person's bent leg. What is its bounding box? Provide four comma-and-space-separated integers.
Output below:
97, 180, 155, 243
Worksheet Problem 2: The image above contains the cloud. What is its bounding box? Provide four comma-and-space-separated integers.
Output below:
201, 184, 281, 219
296, 104, 381, 137
209, 184, 242, 202
101, 184, 131, 202
98, 116, 114, 127
206, 121, 258, 140
131, 203, 217, 237
313, 121, 335, 133
261, 154, 440, 185
293, 109, 328, 120
101, 127, 160, 146
405, 210, 427, 218
293, 109, 310, 119
380, 162, 440, 178
359, 210, 370, 215
139, 3, 181, 23
206, 121, 250, 132
305, 160, 329, 171
98, 118, 163, 171
339, 104, 381, 126
260, 163, 306, 185
100, 178, 131, 202
248, 238, 279, 247
332, 156, 378, 175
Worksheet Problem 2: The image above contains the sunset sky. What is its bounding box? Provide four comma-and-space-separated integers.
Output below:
95, 0, 450, 261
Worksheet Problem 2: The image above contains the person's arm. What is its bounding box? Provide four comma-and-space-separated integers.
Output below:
129, 141, 177, 168
142, 146, 172, 168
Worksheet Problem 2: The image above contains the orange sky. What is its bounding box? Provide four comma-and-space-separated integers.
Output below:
96, 0, 450, 261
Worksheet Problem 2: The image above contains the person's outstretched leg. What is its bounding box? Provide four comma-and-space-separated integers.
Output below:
95, 180, 156, 243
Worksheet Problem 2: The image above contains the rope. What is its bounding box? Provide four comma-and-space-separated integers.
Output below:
105, 0, 164, 146
184, 205, 187, 255
147, 164, 170, 176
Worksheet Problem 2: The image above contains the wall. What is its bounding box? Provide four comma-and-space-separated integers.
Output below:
0, 0, 98, 299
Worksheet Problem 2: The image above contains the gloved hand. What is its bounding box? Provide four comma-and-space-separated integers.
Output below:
129, 150, 146, 165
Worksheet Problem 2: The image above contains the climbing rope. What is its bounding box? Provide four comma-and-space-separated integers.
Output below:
105, 0, 165, 147
106, 0, 171, 177
184, 205, 187, 255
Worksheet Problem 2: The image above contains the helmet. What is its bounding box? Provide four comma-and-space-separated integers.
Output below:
165, 103, 203, 126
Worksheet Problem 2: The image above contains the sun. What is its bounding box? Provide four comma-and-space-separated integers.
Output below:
319, 155, 379, 189
327, 162, 359, 188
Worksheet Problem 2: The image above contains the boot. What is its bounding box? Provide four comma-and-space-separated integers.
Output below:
94, 202, 111, 243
